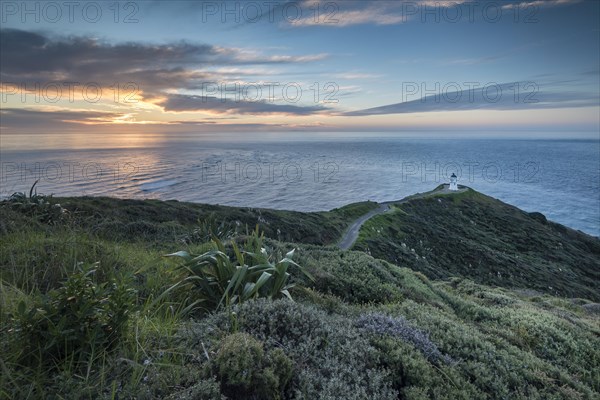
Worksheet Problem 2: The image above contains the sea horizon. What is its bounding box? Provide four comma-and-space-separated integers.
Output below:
2, 133, 598, 237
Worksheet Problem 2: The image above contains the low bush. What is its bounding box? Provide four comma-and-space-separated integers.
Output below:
2, 180, 67, 225
184, 214, 240, 244
370, 337, 482, 399
212, 332, 292, 400
356, 313, 453, 365
184, 299, 399, 400
300, 250, 405, 304
6, 262, 135, 369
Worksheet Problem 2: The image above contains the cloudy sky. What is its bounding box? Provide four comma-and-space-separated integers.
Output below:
1, 0, 598, 135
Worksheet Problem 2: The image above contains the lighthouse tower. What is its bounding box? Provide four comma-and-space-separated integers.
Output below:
449, 173, 458, 191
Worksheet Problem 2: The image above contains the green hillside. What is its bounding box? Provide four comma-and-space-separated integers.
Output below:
1, 189, 598, 399
354, 188, 600, 301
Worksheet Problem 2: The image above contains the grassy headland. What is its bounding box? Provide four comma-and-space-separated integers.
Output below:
354, 187, 600, 301
1, 188, 598, 399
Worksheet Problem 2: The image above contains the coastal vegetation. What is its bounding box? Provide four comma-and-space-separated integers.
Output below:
354, 187, 600, 301
1, 188, 599, 399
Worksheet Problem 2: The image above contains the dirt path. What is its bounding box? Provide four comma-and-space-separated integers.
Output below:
338, 203, 390, 250
337, 185, 467, 250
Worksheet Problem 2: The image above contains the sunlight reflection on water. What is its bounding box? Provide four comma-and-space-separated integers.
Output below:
2, 133, 598, 236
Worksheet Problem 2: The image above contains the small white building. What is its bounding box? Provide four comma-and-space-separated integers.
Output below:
449, 173, 458, 191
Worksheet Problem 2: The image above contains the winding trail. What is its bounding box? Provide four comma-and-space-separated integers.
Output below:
337, 185, 467, 250
338, 203, 391, 250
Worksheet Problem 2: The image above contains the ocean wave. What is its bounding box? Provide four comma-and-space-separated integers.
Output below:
140, 179, 178, 192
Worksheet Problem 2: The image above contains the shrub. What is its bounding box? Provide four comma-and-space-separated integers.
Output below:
213, 332, 292, 400
370, 337, 482, 400
184, 214, 240, 244
392, 298, 599, 398
184, 299, 398, 400
3, 180, 67, 225
165, 377, 224, 400
356, 313, 453, 365
8, 262, 135, 368
126, 365, 219, 400
300, 250, 405, 304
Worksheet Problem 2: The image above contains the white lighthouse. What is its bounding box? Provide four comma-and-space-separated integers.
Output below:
449, 173, 458, 191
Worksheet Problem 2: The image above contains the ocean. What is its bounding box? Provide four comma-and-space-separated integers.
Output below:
1, 133, 598, 237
